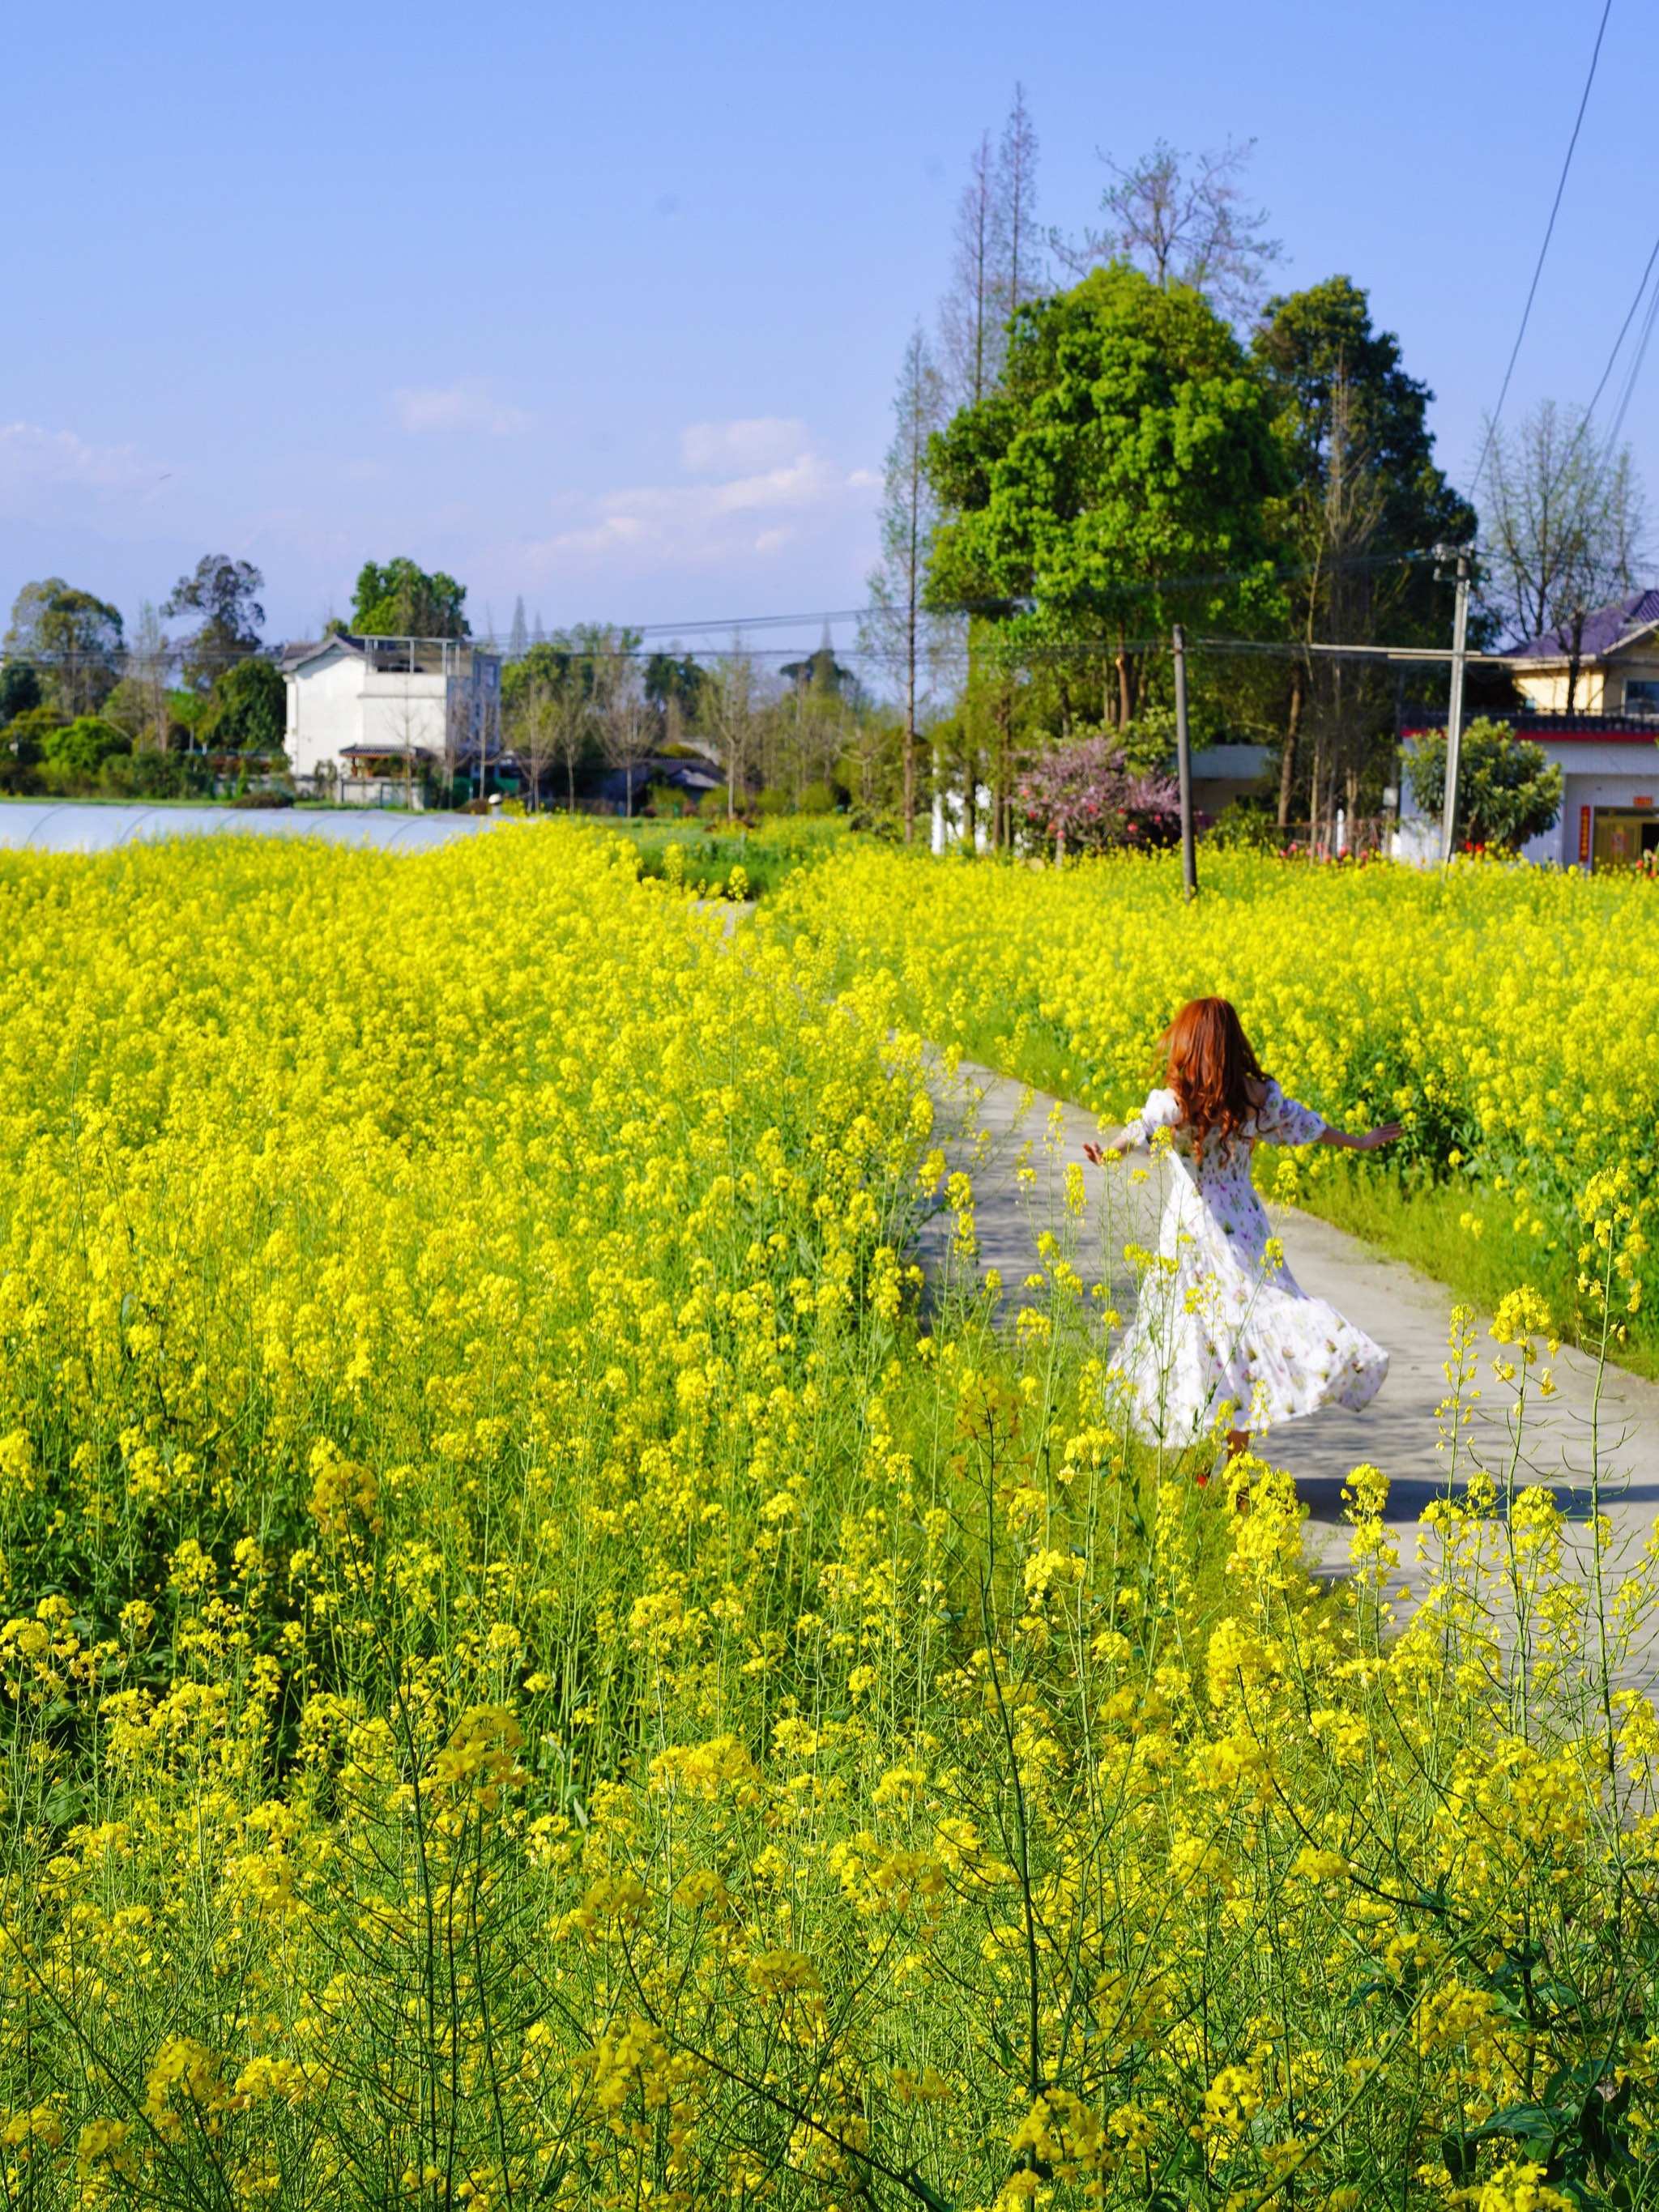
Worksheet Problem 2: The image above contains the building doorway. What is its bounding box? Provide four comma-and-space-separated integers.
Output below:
1592, 808, 1659, 872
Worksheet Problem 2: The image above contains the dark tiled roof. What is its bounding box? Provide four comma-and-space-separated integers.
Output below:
279, 636, 364, 671
1513, 587, 1659, 661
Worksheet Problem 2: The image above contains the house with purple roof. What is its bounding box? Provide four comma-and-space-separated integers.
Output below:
1399, 589, 1659, 871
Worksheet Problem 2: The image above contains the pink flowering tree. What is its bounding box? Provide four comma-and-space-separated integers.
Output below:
1015, 735, 1185, 856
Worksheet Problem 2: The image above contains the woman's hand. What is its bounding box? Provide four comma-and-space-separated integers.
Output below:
1083, 1136, 1129, 1165
1349, 1122, 1403, 1152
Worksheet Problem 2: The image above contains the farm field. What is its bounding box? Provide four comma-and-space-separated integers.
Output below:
0, 821, 1655, 2209
767, 842, 1659, 1374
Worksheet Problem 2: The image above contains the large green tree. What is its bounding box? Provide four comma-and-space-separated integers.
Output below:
163, 556, 265, 692
926, 262, 1283, 731
644, 650, 706, 740
207, 656, 286, 752
1252, 277, 1477, 826
4, 579, 124, 716
351, 559, 469, 639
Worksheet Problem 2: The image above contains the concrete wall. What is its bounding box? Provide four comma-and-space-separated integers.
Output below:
360, 671, 449, 757
1516, 665, 1610, 712
1515, 650, 1659, 714
285, 650, 366, 779
1556, 772, 1659, 868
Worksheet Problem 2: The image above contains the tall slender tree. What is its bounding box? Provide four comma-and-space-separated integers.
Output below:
863, 329, 945, 842
938, 89, 1043, 411
583, 629, 648, 816
129, 603, 172, 751
997, 86, 1042, 331
940, 130, 996, 409
705, 640, 761, 820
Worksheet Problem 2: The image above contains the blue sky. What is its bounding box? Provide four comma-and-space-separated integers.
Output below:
2, 0, 1654, 654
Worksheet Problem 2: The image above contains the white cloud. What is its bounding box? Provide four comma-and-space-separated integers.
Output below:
391, 381, 530, 437
680, 416, 812, 475
519, 424, 878, 578
0, 422, 153, 494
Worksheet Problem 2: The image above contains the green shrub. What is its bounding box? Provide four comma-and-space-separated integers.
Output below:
1406, 717, 1564, 850
6, 701, 66, 765
1205, 799, 1284, 850
208, 655, 286, 751
41, 715, 130, 776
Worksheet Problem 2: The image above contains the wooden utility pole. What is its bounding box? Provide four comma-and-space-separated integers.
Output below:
1436, 544, 1473, 866
1172, 624, 1198, 901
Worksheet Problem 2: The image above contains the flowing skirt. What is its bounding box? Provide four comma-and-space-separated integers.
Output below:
1112, 1174, 1387, 1447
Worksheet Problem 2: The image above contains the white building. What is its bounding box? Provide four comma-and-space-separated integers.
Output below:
280, 634, 502, 806
1397, 590, 1659, 872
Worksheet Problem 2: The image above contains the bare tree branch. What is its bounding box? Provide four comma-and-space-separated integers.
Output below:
1051, 136, 1282, 322
1482, 400, 1648, 707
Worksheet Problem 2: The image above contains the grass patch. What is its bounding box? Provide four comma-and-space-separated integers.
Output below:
1283, 1157, 1659, 1378
609, 814, 848, 898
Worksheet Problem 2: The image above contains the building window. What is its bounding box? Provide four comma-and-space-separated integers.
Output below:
1626, 679, 1659, 710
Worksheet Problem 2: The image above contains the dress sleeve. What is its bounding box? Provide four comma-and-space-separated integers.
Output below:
1256, 1080, 1325, 1146
1118, 1087, 1183, 1149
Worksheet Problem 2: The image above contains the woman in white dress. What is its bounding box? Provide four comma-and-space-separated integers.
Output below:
1083, 996, 1400, 1468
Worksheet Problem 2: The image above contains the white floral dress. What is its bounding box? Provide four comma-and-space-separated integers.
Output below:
1110, 1080, 1387, 1447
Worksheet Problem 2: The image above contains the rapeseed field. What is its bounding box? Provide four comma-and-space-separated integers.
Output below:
769, 843, 1659, 1361
0, 822, 1655, 2210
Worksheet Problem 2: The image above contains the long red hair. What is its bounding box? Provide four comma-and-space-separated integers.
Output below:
1160, 997, 1265, 1149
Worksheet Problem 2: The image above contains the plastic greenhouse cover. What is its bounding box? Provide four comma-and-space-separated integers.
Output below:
0, 804, 498, 855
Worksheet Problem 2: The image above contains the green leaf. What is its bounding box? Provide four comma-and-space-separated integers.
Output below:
902, 2169, 956, 2212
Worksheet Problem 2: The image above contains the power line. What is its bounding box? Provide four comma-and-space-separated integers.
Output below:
1585, 222, 1659, 420
469, 548, 1445, 657
629, 607, 869, 637
1469, 0, 1614, 497
1607, 264, 1659, 450
511, 548, 1439, 655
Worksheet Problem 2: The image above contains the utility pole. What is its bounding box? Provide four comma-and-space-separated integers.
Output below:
1172, 624, 1198, 901
1435, 543, 1473, 867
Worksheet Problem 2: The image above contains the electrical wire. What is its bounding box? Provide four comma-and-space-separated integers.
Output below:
1469, 0, 1614, 495
1585, 224, 1659, 421
1607, 263, 1659, 450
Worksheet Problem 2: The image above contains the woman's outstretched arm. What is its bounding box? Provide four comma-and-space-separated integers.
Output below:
1081, 1132, 1136, 1164
1317, 1121, 1402, 1153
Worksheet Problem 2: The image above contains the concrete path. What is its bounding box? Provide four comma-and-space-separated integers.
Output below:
0, 800, 498, 855
926, 1055, 1659, 1583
